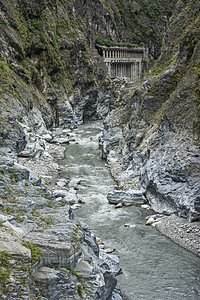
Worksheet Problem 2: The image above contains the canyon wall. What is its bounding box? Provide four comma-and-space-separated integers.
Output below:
100, 0, 200, 221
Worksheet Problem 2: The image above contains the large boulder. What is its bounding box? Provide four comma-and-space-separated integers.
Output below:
107, 190, 146, 206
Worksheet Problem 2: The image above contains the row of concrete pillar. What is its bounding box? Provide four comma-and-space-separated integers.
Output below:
103, 49, 135, 58
105, 62, 141, 81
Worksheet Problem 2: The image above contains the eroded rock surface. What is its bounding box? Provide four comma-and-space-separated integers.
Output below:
100, 1, 200, 221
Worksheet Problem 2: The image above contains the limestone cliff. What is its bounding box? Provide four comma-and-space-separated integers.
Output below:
100, 0, 200, 221
0, 0, 177, 152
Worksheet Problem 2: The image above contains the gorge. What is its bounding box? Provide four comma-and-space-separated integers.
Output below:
0, 0, 200, 299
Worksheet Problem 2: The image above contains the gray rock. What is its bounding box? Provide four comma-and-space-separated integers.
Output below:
100, 75, 200, 221
103, 248, 116, 254
29, 170, 41, 185
18, 139, 44, 158
53, 189, 69, 198
63, 192, 78, 205
0, 241, 31, 263
32, 267, 60, 282
99, 250, 122, 276
50, 137, 70, 144
8, 163, 30, 182
0, 214, 8, 222
56, 178, 69, 187
41, 133, 53, 142
55, 196, 63, 202
115, 203, 123, 209
146, 217, 155, 225
124, 224, 136, 228
25, 230, 81, 267
69, 178, 81, 190
74, 259, 93, 276
107, 190, 146, 206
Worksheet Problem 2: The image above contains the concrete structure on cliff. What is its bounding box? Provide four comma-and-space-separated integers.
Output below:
96, 44, 148, 81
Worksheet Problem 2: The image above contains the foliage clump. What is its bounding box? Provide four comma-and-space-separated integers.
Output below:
22, 241, 43, 265
195, 59, 200, 78
0, 251, 11, 292
96, 36, 142, 47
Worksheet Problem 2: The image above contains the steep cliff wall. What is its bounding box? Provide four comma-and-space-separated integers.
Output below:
0, 0, 178, 152
101, 0, 200, 221
0, 0, 111, 152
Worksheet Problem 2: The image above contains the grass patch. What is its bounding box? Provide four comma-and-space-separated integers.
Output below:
0, 251, 11, 292
40, 216, 54, 226
2, 206, 15, 214
15, 213, 25, 223
70, 234, 81, 243
195, 59, 200, 78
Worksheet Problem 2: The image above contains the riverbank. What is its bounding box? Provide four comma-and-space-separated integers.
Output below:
154, 215, 200, 257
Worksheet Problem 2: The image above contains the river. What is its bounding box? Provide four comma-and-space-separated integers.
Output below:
59, 120, 200, 300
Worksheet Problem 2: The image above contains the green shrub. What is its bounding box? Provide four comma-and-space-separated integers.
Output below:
0, 251, 10, 268
2, 206, 15, 214
0, 251, 11, 291
16, 214, 25, 223
96, 36, 142, 47
195, 59, 200, 78
0, 60, 10, 73
22, 242, 43, 265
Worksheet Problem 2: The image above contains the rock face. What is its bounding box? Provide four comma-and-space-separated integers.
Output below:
100, 1, 200, 221
0, 0, 177, 151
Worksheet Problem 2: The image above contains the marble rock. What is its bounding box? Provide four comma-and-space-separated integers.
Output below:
53, 189, 69, 198
50, 137, 70, 144
0, 241, 31, 263
18, 138, 44, 158
56, 178, 69, 187
107, 189, 146, 206
146, 217, 155, 225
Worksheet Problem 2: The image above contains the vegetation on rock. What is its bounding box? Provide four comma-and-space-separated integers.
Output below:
22, 241, 43, 265
0, 251, 11, 292
96, 36, 142, 48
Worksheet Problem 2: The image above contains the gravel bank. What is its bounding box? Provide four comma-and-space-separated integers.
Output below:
155, 215, 200, 257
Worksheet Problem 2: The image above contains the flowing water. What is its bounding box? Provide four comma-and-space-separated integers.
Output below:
59, 120, 200, 300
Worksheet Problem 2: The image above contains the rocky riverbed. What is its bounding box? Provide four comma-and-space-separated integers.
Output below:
61, 120, 200, 300
0, 121, 123, 299
0, 113, 199, 299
